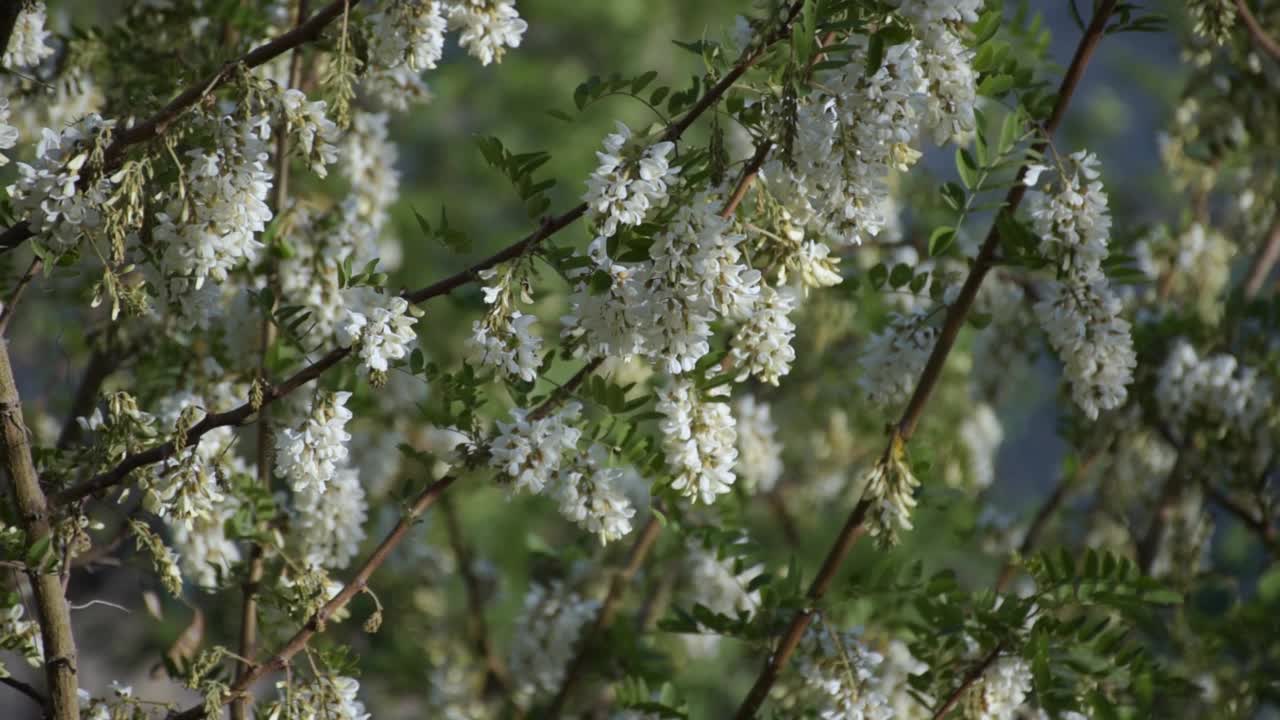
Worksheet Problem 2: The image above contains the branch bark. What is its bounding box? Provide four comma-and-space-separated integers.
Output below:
441, 493, 511, 696
1242, 215, 1280, 299
0, 342, 80, 720
732, 5, 1120, 716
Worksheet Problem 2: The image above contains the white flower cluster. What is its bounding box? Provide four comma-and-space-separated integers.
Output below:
1026, 151, 1135, 420
466, 264, 543, 381
656, 379, 738, 505
278, 88, 341, 177
490, 402, 582, 494
156, 112, 273, 304
729, 286, 798, 386
681, 543, 763, 656
862, 446, 921, 546
276, 391, 354, 494
369, 0, 449, 72
341, 110, 402, 243
489, 403, 635, 542
338, 288, 421, 374
763, 37, 926, 247
0, 98, 18, 166
294, 465, 369, 569
7, 114, 117, 256
449, 0, 529, 66
169, 488, 241, 588
1156, 340, 1275, 470
793, 625, 893, 720
554, 445, 637, 544
508, 581, 600, 707
368, 0, 527, 71
858, 311, 937, 408
149, 387, 240, 533
733, 395, 783, 494
902, 1, 980, 145
957, 402, 1003, 490
269, 675, 371, 720
966, 656, 1032, 719
583, 122, 679, 238
3, 1, 53, 68
1187, 0, 1237, 45
567, 189, 784, 384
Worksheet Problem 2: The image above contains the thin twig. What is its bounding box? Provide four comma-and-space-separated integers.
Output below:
0, 258, 42, 336
541, 514, 664, 717
56, 348, 120, 450
732, 5, 1120, 716
441, 493, 511, 696
0, 675, 46, 709
1235, 0, 1280, 62
1242, 216, 1280, 299
1202, 480, 1280, 557
931, 643, 1004, 719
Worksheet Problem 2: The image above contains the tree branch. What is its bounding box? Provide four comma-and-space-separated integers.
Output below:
931, 643, 1004, 719
1242, 215, 1280, 299
0, 675, 46, 709
0, 0, 365, 254
732, 4, 1120, 716
0, 342, 80, 720
1202, 479, 1279, 557
441, 493, 511, 697
541, 513, 664, 717
1235, 0, 1280, 62
0, 258, 42, 336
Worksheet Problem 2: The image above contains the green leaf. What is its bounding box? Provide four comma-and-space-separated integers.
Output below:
955, 148, 979, 189
978, 74, 1015, 97
868, 263, 888, 289
929, 226, 956, 257
889, 263, 913, 289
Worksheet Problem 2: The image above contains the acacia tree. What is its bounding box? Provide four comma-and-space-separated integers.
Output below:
0, 0, 1278, 718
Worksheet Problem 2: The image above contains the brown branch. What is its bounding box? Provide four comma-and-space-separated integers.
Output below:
1235, 0, 1280, 62
0, 0, 364, 253
170, 472, 459, 720
56, 348, 120, 451
542, 513, 664, 717
994, 451, 1104, 593
732, 4, 1120, 717
0, 675, 46, 709
0, 258, 42, 336
931, 643, 1004, 719
1202, 480, 1280, 557
0, 345, 80, 720
1243, 216, 1280, 299
1137, 451, 1189, 574
441, 493, 511, 696
53, 345, 350, 506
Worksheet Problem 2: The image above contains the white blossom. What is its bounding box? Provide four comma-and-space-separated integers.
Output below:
148, 388, 240, 531
858, 312, 937, 408
293, 465, 368, 569
3, 1, 54, 68
368, 0, 449, 72
957, 403, 1003, 490
278, 88, 340, 177
917, 24, 978, 145
794, 625, 893, 720
1026, 151, 1112, 276
729, 286, 798, 385
339, 288, 421, 373
583, 122, 679, 238
656, 379, 737, 504
0, 98, 18, 166
169, 486, 242, 588
508, 582, 599, 706
969, 656, 1033, 719
270, 675, 370, 720
275, 391, 354, 494
1034, 277, 1136, 420
552, 445, 636, 543
449, 0, 529, 66
489, 402, 582, 494
734, 395, 783, 494
466, 265, 543, 381
7, 114, 117, 256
